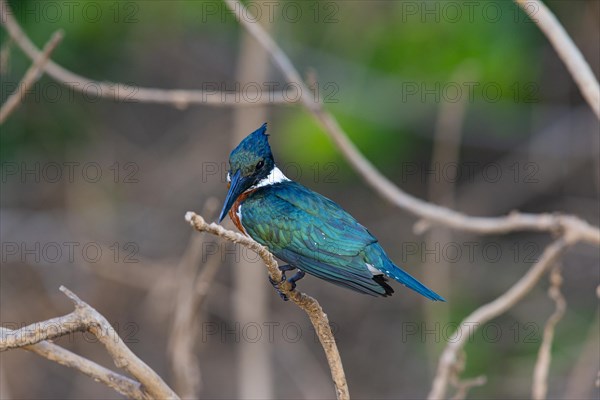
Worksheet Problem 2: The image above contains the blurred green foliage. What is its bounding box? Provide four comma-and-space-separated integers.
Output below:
275, 0, 542, 169
2, 0, 542, 164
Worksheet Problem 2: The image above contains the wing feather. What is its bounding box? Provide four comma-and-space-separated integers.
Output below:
241, 181, 386, 295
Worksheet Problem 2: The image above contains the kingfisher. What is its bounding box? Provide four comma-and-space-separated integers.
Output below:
219, 123, 445, 302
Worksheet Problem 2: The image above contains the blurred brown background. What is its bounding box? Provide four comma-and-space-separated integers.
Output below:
1, 1, 599, 399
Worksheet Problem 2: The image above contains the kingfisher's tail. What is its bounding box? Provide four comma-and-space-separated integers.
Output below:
385, 261, 446, 301
366, 243, 446, 302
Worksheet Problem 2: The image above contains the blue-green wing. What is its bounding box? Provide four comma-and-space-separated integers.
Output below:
241, 182, 387, 295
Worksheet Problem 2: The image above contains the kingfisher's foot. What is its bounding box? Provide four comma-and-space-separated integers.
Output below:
279, 264, 295, 273
269, 279, 289, 301
287, 270, 305, 290
269, 265, 295, 301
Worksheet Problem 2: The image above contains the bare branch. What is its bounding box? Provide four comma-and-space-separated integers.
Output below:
0, 311, 87, 351
450, 375, 487, 399
450, 375, 487, 400
445, 349, 487, 400
0, 327, 148, 400
428, 236, 575, 399
0, 0, 291, 109
222, 1, 600, 245
0, 286, 179, 399
59, 286, 180, 399
0, 30, 63, 124
184, 211, 350, 400
532, 266, 567, 399
514, 0, 600, 119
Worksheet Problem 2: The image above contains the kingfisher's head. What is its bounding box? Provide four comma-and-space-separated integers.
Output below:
219, 123, 275, 222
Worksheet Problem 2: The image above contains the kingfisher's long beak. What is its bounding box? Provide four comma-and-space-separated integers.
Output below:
219, 170, 250, 222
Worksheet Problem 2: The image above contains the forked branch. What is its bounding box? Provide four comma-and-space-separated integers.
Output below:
428, 235, 576, 399
0, 326, 146, 399
0, 286, 179, 399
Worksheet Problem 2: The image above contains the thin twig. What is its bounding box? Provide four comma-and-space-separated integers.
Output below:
0, 286, 180, 399
0, 327, 148, 400
450, 375, 487, 400
185, 211, 350, 400
532, 266, 567, 399
428, 236, 576, 399
449, 351, 487, 400
514, 0, 600, 119
0, 0, 291, 109
0, 30, 63, 124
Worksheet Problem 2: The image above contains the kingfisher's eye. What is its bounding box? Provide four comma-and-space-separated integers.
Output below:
255, 160, 264, 170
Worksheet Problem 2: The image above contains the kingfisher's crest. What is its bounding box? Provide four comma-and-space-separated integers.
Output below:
228, 123, 274, 176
